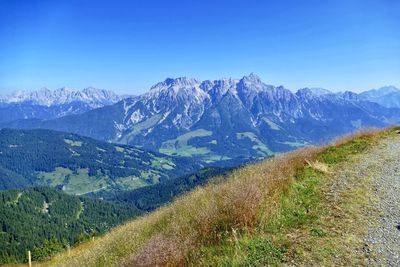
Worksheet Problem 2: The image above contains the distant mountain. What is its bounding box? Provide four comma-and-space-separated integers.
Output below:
0, 187, 138, 263
3, 74, 400, 165
0, 87, 124, 106
300, 87, 334, 97
0, 128, 199, 194
360, 86, 400, 108
0, 87, 128, 123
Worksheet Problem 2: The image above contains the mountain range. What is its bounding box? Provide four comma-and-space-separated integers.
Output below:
0, 87, 128, 123
2, 74, 399, 166
359, 85, 400, 108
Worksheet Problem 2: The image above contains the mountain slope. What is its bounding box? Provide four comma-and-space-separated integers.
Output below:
0, 187, 139, 264
0, 87, 127, 123
0, 128, 199, 194
4, 75, 400, 166
90, 167, 231, 212
31, 127, 398, 267
0, 167, 230, 265
359, 86, 400, 108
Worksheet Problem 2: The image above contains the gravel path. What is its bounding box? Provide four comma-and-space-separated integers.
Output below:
358, 135, 400, 266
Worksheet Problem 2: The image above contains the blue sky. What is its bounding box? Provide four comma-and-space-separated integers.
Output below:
0, 0, 399, 94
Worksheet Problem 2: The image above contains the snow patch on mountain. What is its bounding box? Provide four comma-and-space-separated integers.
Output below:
129, 110, 144, 124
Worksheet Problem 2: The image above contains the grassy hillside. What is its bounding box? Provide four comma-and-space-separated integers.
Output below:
0, 128, 199, 194
0, 168, 231, 265
0, 187, 139, 264
24, 127, 399, 266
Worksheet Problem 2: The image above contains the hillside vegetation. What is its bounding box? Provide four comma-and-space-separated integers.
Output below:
0, 187, 138, 264
0, 128, 198, 194
26, 127, 399, 266
90, 167, 231, 212
0, 168, 231, 265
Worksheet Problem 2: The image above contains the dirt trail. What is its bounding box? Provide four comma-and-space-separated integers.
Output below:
360, 134, 400, 266
332, 134, 400, 266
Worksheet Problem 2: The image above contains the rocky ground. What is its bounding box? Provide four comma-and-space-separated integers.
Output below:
325, 133, 400, 266
362, 135, 400, 266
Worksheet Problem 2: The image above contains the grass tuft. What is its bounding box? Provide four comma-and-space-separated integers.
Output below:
243, 237, 287, 266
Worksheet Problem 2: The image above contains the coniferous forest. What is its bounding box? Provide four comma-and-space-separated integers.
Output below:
0, 167, 231, 264
0, 187, 139, 264
0, 128, 199, 194
93, 167, 232, 211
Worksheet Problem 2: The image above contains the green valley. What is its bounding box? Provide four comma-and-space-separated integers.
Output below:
0, 128, 198, 195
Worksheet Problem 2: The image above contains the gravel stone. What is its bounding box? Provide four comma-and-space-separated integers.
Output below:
360, 136, 400, 266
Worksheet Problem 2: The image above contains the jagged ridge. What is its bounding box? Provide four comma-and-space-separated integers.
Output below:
4, 74, 399, 166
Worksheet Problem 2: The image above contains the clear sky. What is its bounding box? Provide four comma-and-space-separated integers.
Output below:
0, 0, 399, 95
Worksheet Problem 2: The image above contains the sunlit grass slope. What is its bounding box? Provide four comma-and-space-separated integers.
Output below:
30, 127, 399, 267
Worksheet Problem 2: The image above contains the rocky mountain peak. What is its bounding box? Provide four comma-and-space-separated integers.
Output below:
238, 73, 270, 93
150, 77, 201, 91
360, 86, 400, 98
243, 73, 262, 83
341, 91, 360, 101
296, 87, 333, 98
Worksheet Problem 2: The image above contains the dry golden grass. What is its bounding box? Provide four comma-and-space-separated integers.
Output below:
305, 160, 330, 173
24, 126, 399, 267
124, 148, 323, 266
330, 128, 381, 147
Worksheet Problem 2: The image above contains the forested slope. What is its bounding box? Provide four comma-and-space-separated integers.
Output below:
0, 128, 199, 194
0, 187, 139, 264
